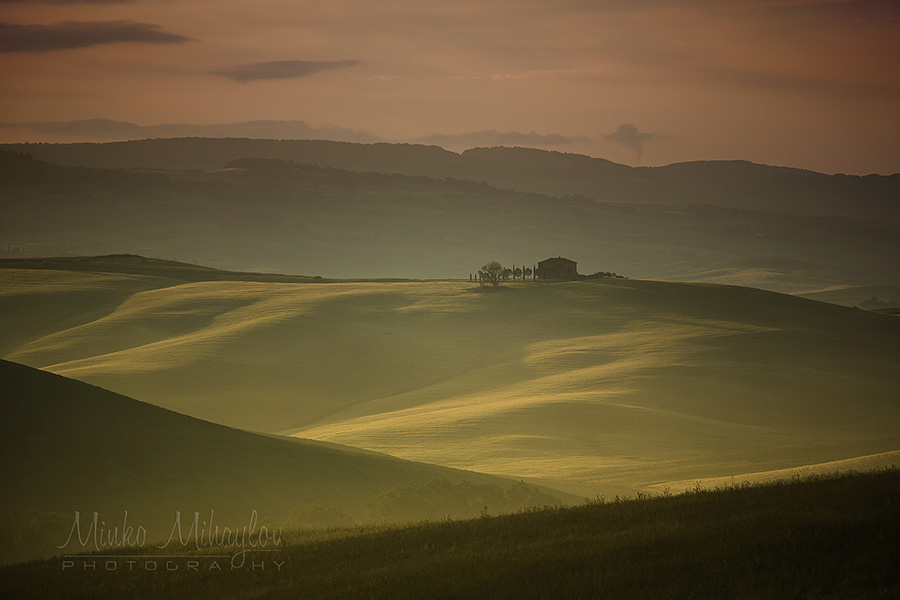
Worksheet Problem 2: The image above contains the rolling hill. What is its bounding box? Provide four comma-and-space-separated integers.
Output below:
3, 257, 898, 500
0, 358, 573, 566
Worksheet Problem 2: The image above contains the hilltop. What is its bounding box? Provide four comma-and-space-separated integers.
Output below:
0, 254, 325, 283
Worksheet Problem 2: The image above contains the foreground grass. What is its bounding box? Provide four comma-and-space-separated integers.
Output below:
2, 469, 898, 599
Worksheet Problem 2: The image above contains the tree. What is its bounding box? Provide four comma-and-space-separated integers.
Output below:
478, 261, 505, 286
513, 266, 523, 280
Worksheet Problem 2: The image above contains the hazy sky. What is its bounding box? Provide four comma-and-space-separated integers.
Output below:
1, 0, 898, 174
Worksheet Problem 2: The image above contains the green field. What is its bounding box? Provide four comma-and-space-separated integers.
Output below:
2, 469, 898, 599
3, 258, 898, 501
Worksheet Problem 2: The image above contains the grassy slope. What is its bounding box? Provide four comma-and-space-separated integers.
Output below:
2, 469, 898, 599
0, 359, 571, 566
3, 262, 899, 498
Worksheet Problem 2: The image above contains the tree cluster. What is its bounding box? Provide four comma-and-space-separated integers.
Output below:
474, 261, 533, 286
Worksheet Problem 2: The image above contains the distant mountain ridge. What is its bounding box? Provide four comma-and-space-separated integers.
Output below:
3, 138, 897, 223
0, 119, 382, 145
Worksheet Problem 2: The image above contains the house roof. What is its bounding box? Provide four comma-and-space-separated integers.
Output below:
538, 256, 577, 266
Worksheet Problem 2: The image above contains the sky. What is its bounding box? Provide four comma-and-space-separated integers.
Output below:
0, 0, 898, 175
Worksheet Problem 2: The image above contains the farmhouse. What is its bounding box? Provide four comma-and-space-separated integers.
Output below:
537, 256, 578, 280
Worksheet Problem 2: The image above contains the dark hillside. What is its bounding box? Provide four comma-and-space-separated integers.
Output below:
0, 359, 572, 566
2, 469, 897, 599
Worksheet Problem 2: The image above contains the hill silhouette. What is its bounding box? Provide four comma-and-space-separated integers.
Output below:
2, 139, 898, 222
